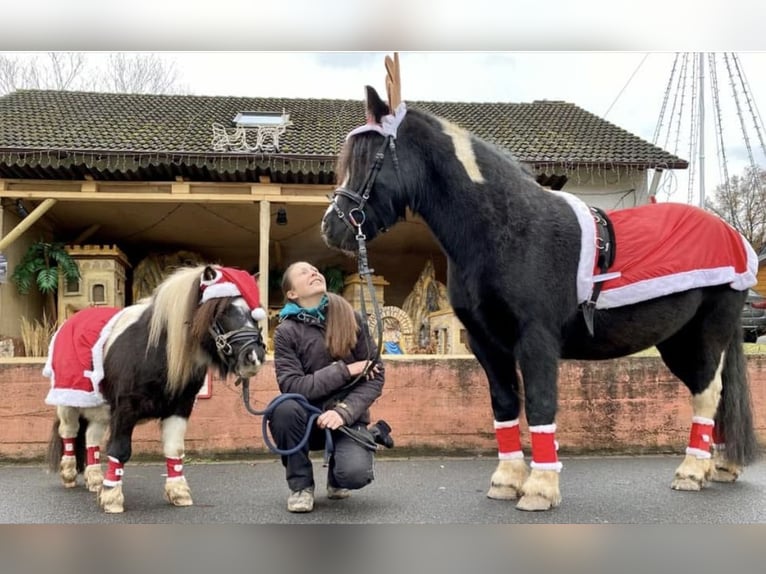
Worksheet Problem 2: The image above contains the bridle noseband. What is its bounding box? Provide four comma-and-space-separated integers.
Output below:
209, 320, 264, 372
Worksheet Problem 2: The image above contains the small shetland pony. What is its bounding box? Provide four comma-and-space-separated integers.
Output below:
321, 84, 760, 511
45, 265, 266, 513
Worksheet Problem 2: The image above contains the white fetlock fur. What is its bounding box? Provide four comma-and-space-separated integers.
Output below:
487, 459, 529, 500
164, 477, 193, 507
84, 464, 104, 492
516, 469, 562, 511
671, 454, 712, 491
710, 449, 742, 483
98, 484, 125, 513
60, 456, 78, 488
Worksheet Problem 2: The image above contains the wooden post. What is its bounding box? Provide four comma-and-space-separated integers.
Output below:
0, 198, 58, 251
259, 199, 271, 349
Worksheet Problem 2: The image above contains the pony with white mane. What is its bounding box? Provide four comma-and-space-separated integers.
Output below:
45, 265, 267, 513
321, 54, 760, 511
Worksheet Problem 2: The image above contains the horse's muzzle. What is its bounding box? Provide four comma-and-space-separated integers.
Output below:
237, 345, 266, 378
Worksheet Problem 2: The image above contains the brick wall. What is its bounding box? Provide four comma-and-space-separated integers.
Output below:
1, 355, 764, 461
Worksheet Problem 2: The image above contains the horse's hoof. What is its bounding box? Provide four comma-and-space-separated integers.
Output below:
487, 460, 528, 500
60, 457, 77, 486
711, 466, 741, 483
671, 477, 703, 491
516, 494, 558, 511
164, 480, 193, 507
487, 483, 520, 500
98, 485, 124, 513
84, 466, 104, 492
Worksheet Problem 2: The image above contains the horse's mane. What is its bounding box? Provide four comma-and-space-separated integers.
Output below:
147, 264, 208, 394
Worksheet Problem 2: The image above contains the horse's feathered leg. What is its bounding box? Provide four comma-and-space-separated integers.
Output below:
53, 406, 85, 488
161, 415, 193, 507
515, 323, 563, 511
83, 406, 109, 492
98, 414, 136, 514
450, 273, 528, 502
656, 293, 757, 491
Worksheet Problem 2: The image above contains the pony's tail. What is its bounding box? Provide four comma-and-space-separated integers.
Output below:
716, 334, 760, 466
47, 417, 87, 474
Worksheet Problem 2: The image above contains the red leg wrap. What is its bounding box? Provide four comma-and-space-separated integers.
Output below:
494, 420, 523, 460
529, 424, 562, 472
62, 438, 76, 457
104, 456, 124, 487
86, 446, 100, 466
166, 457, 184, 480
686, 417, 714, 459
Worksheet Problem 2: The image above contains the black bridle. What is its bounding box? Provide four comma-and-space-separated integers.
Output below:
328, 135, 405, 378
208, 320, 264, 374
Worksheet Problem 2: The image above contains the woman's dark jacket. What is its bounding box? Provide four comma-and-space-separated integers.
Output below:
273, 311, 384, 425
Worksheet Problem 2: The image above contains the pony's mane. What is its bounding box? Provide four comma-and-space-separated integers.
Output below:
147, 265, 208, 395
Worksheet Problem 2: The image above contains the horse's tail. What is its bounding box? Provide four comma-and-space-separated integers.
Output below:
717, 333, 760, 466
47, 416, 87, 474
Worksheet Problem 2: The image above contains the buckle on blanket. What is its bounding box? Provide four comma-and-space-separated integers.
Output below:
581, 206, 617, 337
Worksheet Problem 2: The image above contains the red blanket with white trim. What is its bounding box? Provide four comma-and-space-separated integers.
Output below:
43, 306, 122, 407
595, 202, 757, 309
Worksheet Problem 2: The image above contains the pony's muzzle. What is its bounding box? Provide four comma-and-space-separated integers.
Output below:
237, 345, 266, 378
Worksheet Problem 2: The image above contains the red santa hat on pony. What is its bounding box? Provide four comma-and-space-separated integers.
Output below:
199, 267, 267, 321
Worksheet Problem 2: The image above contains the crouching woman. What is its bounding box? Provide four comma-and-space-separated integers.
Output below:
270, 261, 384, 513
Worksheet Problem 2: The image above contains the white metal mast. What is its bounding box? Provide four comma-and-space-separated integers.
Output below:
697, 52, 706, 208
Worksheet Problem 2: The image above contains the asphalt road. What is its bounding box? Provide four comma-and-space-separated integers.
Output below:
1, 455, 765, 524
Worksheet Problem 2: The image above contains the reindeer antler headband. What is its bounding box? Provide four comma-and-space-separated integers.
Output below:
385, 52, 402, 111
346, 52, 407, 140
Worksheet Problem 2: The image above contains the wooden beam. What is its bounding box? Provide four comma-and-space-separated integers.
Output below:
171, 183, 190, 194
259, 199, 271, 349
0, 198, 58, 251
0, 190, 330, 205
81, 181, 98, 193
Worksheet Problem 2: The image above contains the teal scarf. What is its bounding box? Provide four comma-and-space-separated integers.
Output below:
279, 294, 329, 322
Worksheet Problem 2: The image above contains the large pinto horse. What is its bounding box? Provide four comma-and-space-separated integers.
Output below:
321, 79, 760, 511
44, 265, 267, 513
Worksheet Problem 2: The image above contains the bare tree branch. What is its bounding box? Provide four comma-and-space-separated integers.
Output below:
104, 53, 182, 94
0, 52, 183, 96
708, 165, 766, 253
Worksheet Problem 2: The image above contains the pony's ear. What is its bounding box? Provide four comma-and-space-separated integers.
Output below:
365, 85, 390, 124
202, 266, 218, 282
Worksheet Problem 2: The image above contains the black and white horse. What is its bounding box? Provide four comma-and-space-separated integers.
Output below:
321, 85, 760, 511
45, 265, 266, 513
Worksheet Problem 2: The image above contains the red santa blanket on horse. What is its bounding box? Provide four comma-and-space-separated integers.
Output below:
43, 306, 124, 407
554, 192, 758, 309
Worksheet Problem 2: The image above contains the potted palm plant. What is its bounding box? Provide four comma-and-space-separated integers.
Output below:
11, 239, 81, 321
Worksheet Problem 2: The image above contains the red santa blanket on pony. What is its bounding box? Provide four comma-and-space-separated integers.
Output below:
553, 192, 758, 309
43, 306, 127, 407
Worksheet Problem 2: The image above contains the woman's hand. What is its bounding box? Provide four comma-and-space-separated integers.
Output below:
346, 360, 382, 379
317, 409, 345, 430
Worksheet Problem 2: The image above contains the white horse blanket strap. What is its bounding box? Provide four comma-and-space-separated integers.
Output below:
553, 192, 758, 310
43, 306, 123, 407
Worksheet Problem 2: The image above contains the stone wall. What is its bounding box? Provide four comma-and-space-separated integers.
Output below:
1, 355, 764, 461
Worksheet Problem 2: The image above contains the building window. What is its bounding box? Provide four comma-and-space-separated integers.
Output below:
91, 283, 106, 304
232, 110, 290, 127
65, 277, 80, 295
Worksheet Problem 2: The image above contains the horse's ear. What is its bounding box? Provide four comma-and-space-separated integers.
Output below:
202, 266, 218, 282
365, 85, 389, 124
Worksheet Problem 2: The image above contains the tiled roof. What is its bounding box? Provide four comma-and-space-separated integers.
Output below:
0, 90, 687, 182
